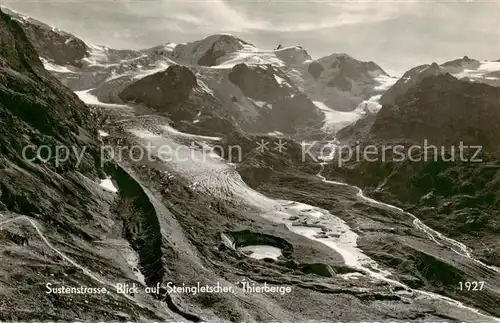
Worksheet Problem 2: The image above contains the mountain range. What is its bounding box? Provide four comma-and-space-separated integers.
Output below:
1, 6, 500, 322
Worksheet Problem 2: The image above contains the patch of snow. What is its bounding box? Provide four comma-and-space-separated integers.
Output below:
353, 95, 383, 114
129, 129, 162, 139
40, 57, 75, 73
272, 199, 394, 281
199, 142, 225, 161
75, 89, 128, 108
122, 246, 146, 285
419, 66, 430, 73
0, 6, 28, 20
98, 130, 109, 137
267, 131, 284, 137
81, 41, 118, 67
478, 61, 500, 72
163, 42, 177, 52
286, 202, 325, 218
160, 124, 221, 141
453, 61, 500, 80
213, 44, 285, 69
313, 101, 360, 132
367, 70, 386, 78
239, 245, 282, 260
220, 233, 235, 250
119, 54, 148, 64
339, 272, 364, 280
105, 71, 128, 82
274, 74, 287, 85
99, 178, 118, 193
374, 74, 398, 91
133, 60, 172, 80
248, 98, 271, 109
193, 111, 201, 123
197, 79, 215, 96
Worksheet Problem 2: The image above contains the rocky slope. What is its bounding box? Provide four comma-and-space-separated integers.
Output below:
380, 56, 500, 106
325, 73, 500, 277
170, 34, 250, 67
1, 6, 88, 68
374, 73, 500, 150
338, 56, 500, 142
1, 10, 395, 137
0, 8, 173, 320
304, 53, 390, 111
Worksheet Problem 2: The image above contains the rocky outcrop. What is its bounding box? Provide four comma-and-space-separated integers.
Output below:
228, 63, 292, 102
307, 61, 324, 79
299, 53, 389, 112
373, 73, 500, 150
324, 54, 388, 81
326, 74, 352, 91
197, 35, 245, 66
119, 65, 197, 111
441, 55, 481, 73
228, 63, 324, 135
3, 7, 88, 67
335, 112, 377, 143
274, 45, 312, 65
0, 9, 96, 152
171, 34, 247, 66
271, 94, 324, 134
380, 62, 443, 105
380, 56, 500, 106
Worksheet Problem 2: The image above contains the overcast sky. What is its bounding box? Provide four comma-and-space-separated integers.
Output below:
1, 0, 498, 75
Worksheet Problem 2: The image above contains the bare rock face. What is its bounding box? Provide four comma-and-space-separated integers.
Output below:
228, 63, 323, 134
228, 63, 291, 102
171, 34, 246, 66
380, 57, 500, 106
301, 53, 389, 112
0, 7, 99, 222
373, 73, 500, 151
327, 74, 352, 91
197, 35, 244, 66
380, 62, 444, 105
119, 65, 197, 110
326, 54, 387, 81
441, 55, 481, 73
0, 10, 95, 140
273, 45, 312, 65
308, 61, 324, 79
271, 93, 324, 134
2, 7, 88, 67
22, 23, 88, 67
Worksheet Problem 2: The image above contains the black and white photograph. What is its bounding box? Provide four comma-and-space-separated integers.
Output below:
0, 0, 499, 322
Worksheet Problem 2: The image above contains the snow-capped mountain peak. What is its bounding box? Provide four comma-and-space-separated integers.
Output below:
171, 33, 252, 66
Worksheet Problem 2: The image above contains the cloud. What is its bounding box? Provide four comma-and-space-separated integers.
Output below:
119, 0, 417, 34
0, 0, 498, 74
